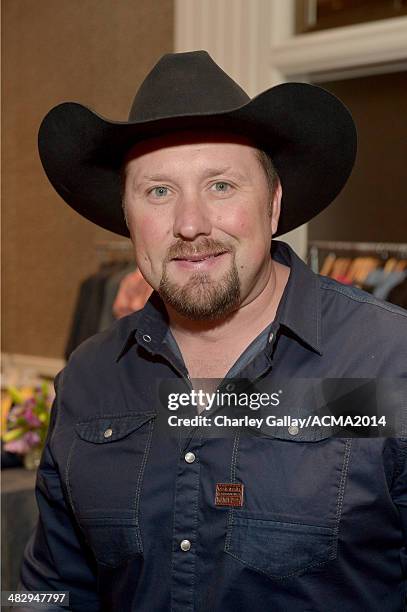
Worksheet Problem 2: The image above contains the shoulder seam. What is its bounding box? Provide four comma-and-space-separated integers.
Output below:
319, 279, 407, 319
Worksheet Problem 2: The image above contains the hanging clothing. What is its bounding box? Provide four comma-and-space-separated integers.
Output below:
316, 247, 407, 308
98, 263, 136, 333
64, 261, 132, 360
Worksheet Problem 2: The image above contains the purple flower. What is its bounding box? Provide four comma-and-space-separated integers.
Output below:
24, 431, 41, 446
8, 405, 24, 422
4, 438, 29, 454
4, 431, 40, 455
23, 405, 42, 427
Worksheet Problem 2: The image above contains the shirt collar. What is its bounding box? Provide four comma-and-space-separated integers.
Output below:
116, 239, 322, 362
270, 240, 322, 355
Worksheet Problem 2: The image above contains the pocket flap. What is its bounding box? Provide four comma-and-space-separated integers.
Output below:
255, 421, 334, 442
76, 412, 156, 443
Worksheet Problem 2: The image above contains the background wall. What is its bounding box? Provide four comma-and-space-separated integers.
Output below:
308, 70, 407, 242
1, 0, 173, 359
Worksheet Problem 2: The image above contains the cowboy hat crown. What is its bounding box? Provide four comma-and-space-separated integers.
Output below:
129, 50, 250, 121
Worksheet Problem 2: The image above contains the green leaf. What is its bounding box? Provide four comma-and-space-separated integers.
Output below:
2, 427, 25, 442
7, 386, 24, 404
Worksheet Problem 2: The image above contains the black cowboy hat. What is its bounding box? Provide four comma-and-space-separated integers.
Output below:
38, 50, 357, 237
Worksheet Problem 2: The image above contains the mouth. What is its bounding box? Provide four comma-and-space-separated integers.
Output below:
170, 251, 230, 270
172, 251, 228, 262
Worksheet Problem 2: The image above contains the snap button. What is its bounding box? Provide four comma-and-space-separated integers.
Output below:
225, 383, 235, 392
184, 452, 196, 464
288, 425, 299, 436
142, 334, 151, 342
180, 539, 191, 551
103, 428, 113, 438
268, 332, 274, 343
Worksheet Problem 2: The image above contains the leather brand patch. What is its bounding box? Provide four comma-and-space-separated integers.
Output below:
215, 483, 244, 507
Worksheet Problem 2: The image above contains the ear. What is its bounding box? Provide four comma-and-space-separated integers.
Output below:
271, 179, 282, 236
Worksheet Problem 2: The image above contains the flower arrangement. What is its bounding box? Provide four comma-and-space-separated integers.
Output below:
1, 382, 54, 456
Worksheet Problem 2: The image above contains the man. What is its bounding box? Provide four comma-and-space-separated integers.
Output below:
20, 51, 406, 611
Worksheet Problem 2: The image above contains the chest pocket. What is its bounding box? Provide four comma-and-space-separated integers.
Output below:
224, 426, 352, 580
67, 412, 156, 567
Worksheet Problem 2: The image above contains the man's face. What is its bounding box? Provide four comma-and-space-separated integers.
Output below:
123, 130, 281, 321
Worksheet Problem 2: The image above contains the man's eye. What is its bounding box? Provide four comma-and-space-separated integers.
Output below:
149, 186, 169, 198
212, 182, 232, 193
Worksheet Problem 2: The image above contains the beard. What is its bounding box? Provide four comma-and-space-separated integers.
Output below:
158, 256, 241, 321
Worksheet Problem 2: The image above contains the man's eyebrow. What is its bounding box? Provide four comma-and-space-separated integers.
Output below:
140, 167, 248, 182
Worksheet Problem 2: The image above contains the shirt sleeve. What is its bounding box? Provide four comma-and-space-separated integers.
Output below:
388, 437, 407, 607
18, 369, 101, 612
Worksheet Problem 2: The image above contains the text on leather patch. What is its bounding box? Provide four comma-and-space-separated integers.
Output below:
215, 483, 244, 507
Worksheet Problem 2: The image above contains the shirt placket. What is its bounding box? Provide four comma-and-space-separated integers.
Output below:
170, 433, 203, 612
135, 330, 203, 611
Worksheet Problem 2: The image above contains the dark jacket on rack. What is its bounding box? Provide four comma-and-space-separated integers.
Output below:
19, 240, 407, 612
64, 262, 132, 360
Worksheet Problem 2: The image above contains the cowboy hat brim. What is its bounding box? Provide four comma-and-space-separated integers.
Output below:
38, 82, 357, 237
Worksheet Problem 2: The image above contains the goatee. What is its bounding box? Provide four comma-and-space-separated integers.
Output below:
158, 260, 241, 320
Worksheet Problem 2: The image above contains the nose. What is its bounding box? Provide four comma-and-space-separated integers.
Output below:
172, 191, 212, 240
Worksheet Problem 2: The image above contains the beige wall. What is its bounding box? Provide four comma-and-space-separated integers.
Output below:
2, 0, 173, 358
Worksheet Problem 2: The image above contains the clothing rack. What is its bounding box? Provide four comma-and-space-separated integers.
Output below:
308, 240, 407, 274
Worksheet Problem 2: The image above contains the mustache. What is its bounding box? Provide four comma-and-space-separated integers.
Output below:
166, 238, 231, 261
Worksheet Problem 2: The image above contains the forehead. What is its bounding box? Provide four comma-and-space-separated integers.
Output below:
123, 129, 259, 169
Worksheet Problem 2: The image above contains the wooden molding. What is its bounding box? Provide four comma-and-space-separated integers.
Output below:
2, 353, 65, 385
269, 15, 407, 79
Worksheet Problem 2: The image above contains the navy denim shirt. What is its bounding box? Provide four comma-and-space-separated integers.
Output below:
20, 240, 407, 611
